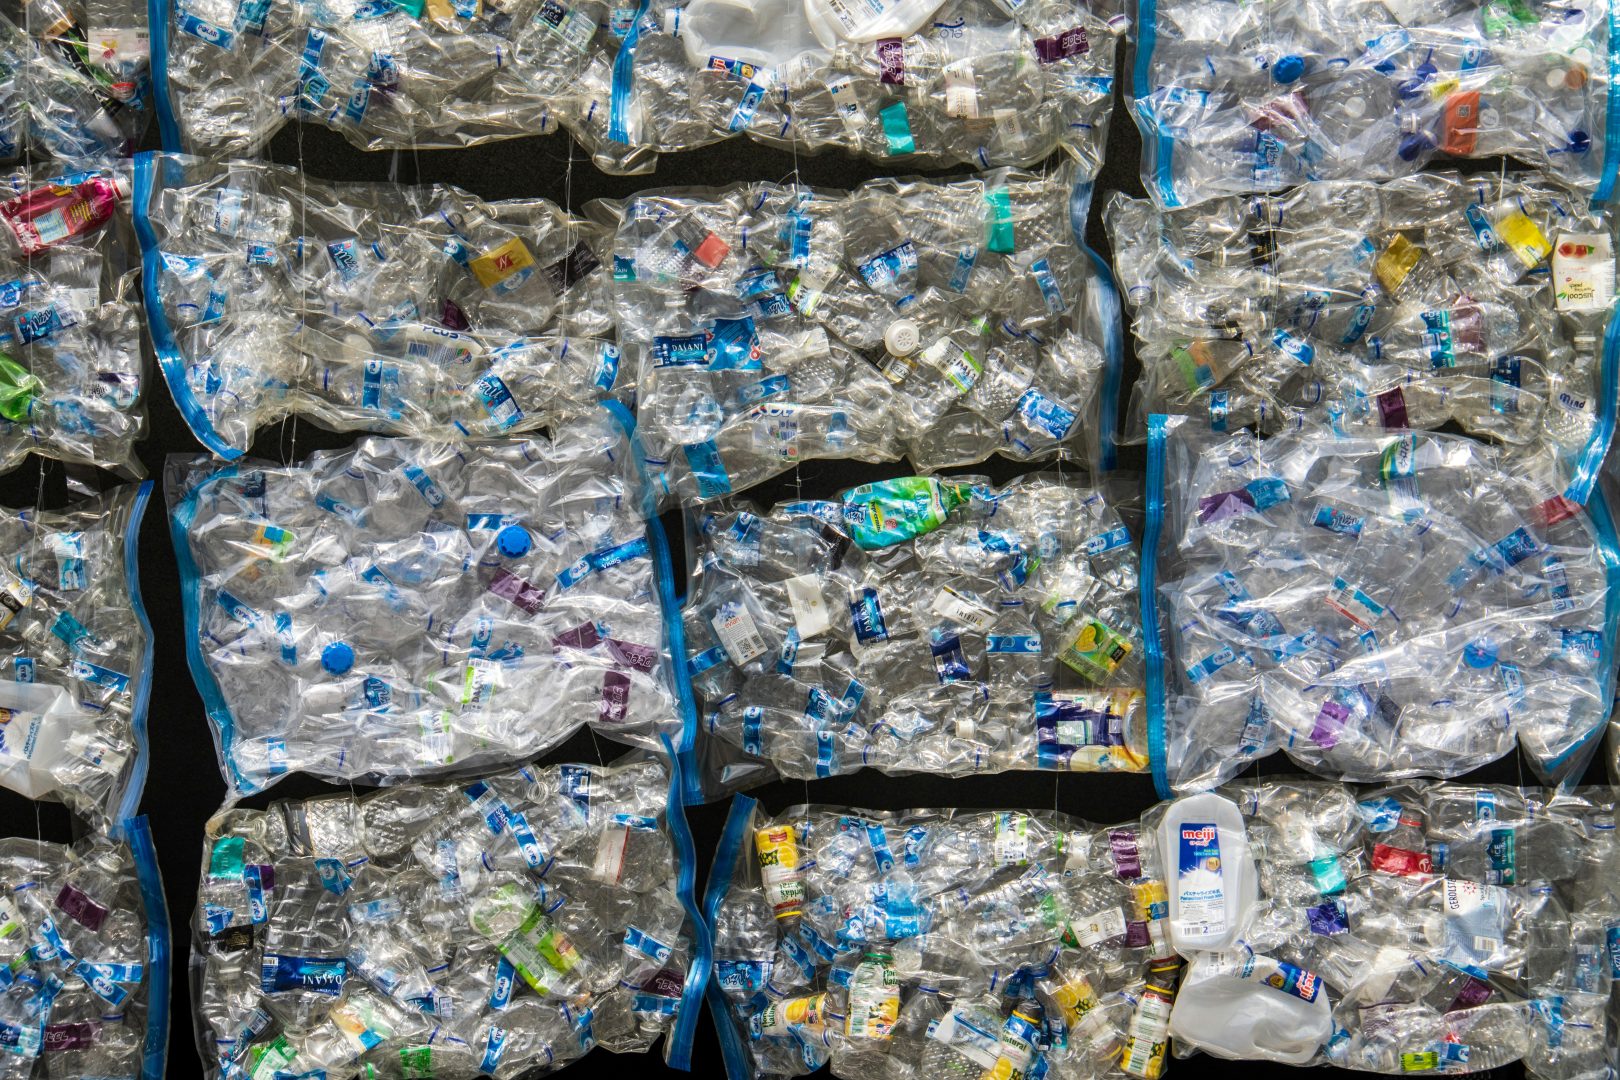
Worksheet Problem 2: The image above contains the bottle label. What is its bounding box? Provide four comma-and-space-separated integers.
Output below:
1552, 233, 1615, 311
1063, 906, 1127, 948
469, 237, 535, 290
784, 575, 829, 639
849, 587, 890, 644
1175, 822, 1227, 936
993, 812, 1029, 866
1370, 843, 1432, 876
930, 586, 997, 632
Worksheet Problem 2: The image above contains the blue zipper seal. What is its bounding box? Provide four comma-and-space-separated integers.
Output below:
113, 481, 157, 830
1070, 178, 1124, 471
1142, 413, 1171, 798
128, 817, 172, 1080
704, 795, 757, 1080
1131, 0, 1179, 208
148, 0, 182, 151
608, 0, 652, 144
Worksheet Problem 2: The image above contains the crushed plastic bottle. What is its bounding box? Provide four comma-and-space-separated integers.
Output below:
0, 481, 153, 830
135, 153, 621, 460
1144, 416, 1619, 794
613, 164, 1119, 502
1129, 2, 1614, 209
1107, 171, 1617, 504
685, 471, 1148, 786
192, 757, 698, 1080
165, 415, 683, 796
0, 166, 146, 477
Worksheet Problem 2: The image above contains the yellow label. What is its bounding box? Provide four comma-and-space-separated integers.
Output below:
1048, 974, 1099, 1026
1375, 233, 1423, 294
469, 236, 535, 289
1497, 211, 1552, 268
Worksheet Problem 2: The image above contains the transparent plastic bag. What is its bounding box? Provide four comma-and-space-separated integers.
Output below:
134, 153, 621, 460
1107, 171, 1617, 506
191, 756, 704, 1079
165, 413, 686, 797
1128, 0, 1614, 210
685, 470, 1148, 787
1142, 415, 1620, 794
610, 163, 1121, 503
0, 165, 147, 477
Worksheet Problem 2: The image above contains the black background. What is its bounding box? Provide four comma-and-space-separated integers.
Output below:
1, 47, 1605, 1079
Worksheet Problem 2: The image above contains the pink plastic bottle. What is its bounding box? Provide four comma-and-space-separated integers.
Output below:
0, 175, 127, 256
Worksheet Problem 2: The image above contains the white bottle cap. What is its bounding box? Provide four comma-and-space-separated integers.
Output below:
885, 319, 921, 356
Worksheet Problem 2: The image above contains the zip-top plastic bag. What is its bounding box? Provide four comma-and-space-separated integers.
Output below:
155, 0, 1120, 174
1142, 415, 1620, 797
1107, 171, 1618, 507
685, 471, 1148, 788
705, 796, 1181, 1080
133, 153, 621, 461
0, 819, 171, 1080
0, 166, 147, 477
192, 756, 706, 1079
0, 481, 155, 831
166, 412, 687, 797
0, 0, 151, 163
1128, 0, 1616, 210
609, 163, 1123, 504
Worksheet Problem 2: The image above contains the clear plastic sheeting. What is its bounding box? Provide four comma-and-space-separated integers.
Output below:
685, 471, 1147, 787
192, 758, 699, 1079
0, 821, 170, 1080
1128, 0, 1617, 210
155, 0, 1121, 173
0, 481, 154, 831
166, 417, 684, 797
0, 166, 147, 477
609, 165, 1121, 503
1107, 172, 1618, 507
1142, 416, 1620, 796
1153, 780, 1619, 1077
0, 0, 151, 163
705, 796, 1181, 1080
133, 153, 620, 461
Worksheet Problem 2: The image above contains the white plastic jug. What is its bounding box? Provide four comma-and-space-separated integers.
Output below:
803, 0, 951, 47
1169, 948, 1333, 1064
0, 681, 94, 800
678, 0, 826, 71
1157, 790, 1257, 953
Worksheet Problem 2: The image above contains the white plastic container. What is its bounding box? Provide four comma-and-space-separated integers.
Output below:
1157, 791, 1256, 953
678, 0, 825, 71
803, 0, 951, 46
1168, 949, 1332, 1064
0, 681, 95, 800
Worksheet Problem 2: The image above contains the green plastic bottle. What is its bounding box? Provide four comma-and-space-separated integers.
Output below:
0, 353, 40, 423
840, 476, 974, 550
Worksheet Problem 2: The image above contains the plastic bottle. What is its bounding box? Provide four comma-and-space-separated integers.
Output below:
1158, 791, 1257, 954
0, 175, 125, 255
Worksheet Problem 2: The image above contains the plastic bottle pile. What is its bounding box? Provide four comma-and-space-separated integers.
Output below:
193, 757, 697, 1080
134, 154, 621, 459
1145, 417, 1618, 794
1129, 1, 1615, 210
158, 0, 1122, 172
166, 416, 683, 796
686, 471, 1146, 783
614, 165, 1119, 502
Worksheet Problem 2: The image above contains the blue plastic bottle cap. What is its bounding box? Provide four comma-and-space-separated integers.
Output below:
496, 525, 532, 559
1273, 55, 1305, 84
322, 641, 355, 676
1462, 640, 1498, 669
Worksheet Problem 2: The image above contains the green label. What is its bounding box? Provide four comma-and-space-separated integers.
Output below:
985, 189, 1015, 254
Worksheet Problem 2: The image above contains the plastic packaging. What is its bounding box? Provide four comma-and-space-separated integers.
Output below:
0, 481, 154, 831
1107, 171, 1618, 508
1128, 0, 1616, 210
0, 820, 170, 1080
166, 414, 685, 797
0, 1, 151, 163
1143, 415, 1620, 796
685, 470, 1148, 787
611, 164, 1123, 503
706, 796, 1178, 1080
191, 756, 703, 1079
156, 0, 1121, 174
1155, 791, 1254, 955
0, 167, 147, 477
133, 152, 620, 460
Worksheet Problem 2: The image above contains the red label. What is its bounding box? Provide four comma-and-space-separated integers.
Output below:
1371, 843, 1432, 876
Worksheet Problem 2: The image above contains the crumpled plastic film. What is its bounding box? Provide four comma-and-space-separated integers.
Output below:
166, 417, 684, 797
0, 821, 170, 1080
706, 797, 1179, 1080
0, 166, 147, 477
0, 481, 154, 832
610, 164, 1120, 503
1143, 416, 1620, 795
0, 1, 151, 163
193, 757, 697, 1079
685, 471, 1147, 785
158, 0, 1120, 173
1128, 0, 1616, 211
1108, 172, 1618, 506
133, 153, 621, 461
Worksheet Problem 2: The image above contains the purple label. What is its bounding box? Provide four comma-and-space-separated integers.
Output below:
1306, 898, 1348, 935
600, 671, 631, 722
488, 569, 546, 615
1124, 920, 1150, 948
252, 864, 275, 892
608, 639, 658, 673
1108, 829, 1141, 879
1034, 25, 1088, 63
441, 298, 470, 331
1310, 700, 1348, 748
1448, 977, 1493, 1011
877, 38, 904, 84
553, 621, 602, 652
54, 884, 108, 932
1376, 386, 1408, 430
1197, 488, 1255, 524
641, 966, 685, 998
42, 1022, 96, 1052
